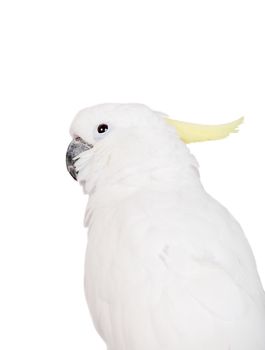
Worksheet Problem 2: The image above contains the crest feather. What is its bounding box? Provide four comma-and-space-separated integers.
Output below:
165, 117, 244, 143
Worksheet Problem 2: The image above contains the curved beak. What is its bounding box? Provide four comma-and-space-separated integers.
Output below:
66, 138, 93, 181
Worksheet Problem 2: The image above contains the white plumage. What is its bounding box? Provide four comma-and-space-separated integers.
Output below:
69, 103, 265, 350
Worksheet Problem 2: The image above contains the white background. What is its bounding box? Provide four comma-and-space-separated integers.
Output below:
0, 0, 265, 349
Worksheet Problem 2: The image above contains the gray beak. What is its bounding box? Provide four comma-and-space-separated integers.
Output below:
66, 138, 93, 181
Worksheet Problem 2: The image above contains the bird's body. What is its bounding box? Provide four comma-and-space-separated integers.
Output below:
84, 172, 265, 350
67, 103, 265, 350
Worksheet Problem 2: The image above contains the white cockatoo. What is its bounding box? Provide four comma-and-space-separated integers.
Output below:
66, 103, 265, 350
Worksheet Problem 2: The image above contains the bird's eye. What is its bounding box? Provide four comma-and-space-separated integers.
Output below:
93, 123, 111, 140
97, 124, 109, 134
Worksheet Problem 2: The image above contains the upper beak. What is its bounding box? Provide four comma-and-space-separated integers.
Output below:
66, 138, 93, 181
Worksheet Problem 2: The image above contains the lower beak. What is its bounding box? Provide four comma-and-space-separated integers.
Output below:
66, 138, 93, 180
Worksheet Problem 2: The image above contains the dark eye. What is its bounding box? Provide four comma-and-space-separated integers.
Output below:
97, 124, 109, 133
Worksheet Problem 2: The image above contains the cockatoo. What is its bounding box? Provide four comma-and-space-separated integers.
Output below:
66, 103, 265, 350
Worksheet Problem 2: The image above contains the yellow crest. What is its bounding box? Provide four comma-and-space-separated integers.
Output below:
165, 117, 244, 143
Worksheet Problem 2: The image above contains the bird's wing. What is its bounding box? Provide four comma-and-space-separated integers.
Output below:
110, 189, 265, 349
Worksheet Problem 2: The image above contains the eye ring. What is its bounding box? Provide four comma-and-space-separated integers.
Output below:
93, 123, 111, 140
97, 124, 109, 134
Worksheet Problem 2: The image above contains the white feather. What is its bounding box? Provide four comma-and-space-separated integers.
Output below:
70, 103, 265, 350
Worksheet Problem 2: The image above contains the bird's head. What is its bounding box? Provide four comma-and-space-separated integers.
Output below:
66, 103, 243, 195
